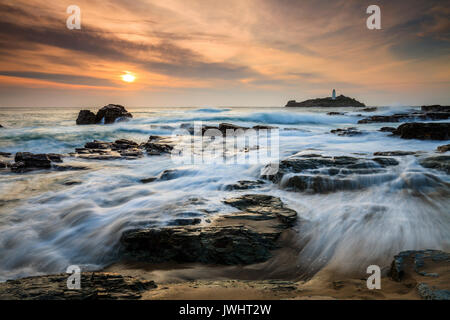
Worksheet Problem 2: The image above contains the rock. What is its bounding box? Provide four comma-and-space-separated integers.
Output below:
75, 139, 143, 160
11, 152, 52, 172
379, 127, 396, 133
222, 194, 297, 226
419, 155, 450, 174
373, 151, 416, 156
361, 107, 377, 112
141, 136, 174, 155
0, 152, 12, 157
120, 194, 297, 265
417, 283, 450, 300
261, 153, 399, 193
389, 250, 449, 282
224, 180, 266, 190
421, 105, 450, 113
286, 95, 365, 108
0, 124, 3, 128
330, 127, 364, 136
76, 104, 132, 125
359, 109, 450, 124
392, 123, 450, 140
437, 144, 450, 153
388, 250, 450, 300
0, 272, 156, 300
95, 104, 132, 124
76, 110, 97, 125
327, 112, 345, 116
140, 177, 157, 184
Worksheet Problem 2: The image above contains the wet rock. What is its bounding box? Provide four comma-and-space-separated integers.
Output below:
392, 123, 450, 140
379, 127, 396, 133
11, 152, 51, 172
120, 194, 297, 265
261, 153, 399, 193
417, 283, 450, 300
359, 109, 450, 124
141, 136, 174, 155
76, 104, 132, 125
373, 151, 416, 156
96, 104, 133, 124
222, 194, 297, 226
330, 127, 364, 136
224, 180, 266, 190
0, 152, 11, 157
0, 272, 156, 300
437, 144, 450, 153
327, 112, 345, 116
166, 218, 202, 226
75, 139, 143, 160
361, 107, 377, 112
286, 95, 365, 107
389, 250, 449, 282
252, 125, 278, 130
419, 155, 450, 174
421, 105, 450, 113
76, 110, 97, 125
140, 177, 157, 184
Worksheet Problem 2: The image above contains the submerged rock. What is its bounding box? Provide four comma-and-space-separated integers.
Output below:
419, 155, 450, 174
0, 272, 156, 300
358, 108, 450, 124
76, 104, 132, 125
373, 151, 416, 156
330, 127, 364, 136
261, 153, 399, 193
421, 105, 450, 113
120, 194, 297, 265
224, 180, 266, 190
286, 95, 365, 108
379, 127, 396, 133
392, 123, 450, 140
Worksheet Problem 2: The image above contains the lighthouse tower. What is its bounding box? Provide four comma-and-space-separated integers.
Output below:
332, 89, 336, 100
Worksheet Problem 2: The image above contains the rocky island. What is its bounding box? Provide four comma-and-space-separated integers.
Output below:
286, 92, 365, 108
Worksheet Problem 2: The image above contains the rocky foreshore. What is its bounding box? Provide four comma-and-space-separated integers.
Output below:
1, 249, 448, 300
358, 105, 450, 124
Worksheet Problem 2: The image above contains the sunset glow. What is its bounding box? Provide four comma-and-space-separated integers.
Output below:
121, 73, 136, 83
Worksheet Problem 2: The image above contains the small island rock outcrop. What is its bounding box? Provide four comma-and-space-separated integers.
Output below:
76, 104, 132, 125
286, 94, 365, 108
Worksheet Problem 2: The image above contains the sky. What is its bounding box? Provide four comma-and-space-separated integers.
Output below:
0, 0, 449, 107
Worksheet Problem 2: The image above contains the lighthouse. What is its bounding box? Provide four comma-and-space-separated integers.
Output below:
332, 89, 336, 100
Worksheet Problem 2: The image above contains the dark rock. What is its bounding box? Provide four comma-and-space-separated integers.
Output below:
437, 144, 450, 153
224, 180, 266, 191
379, 127, 396, 133
286, 95, 365, 108
417, 283, 450, 300
166, 218, 202, 226
419, 155, 450, 174
373, 151, 416, 156
76, 104, 132, 125
11, 152, 52, 172
0, 272, 156, 300
120, 194, 297, 265
361, 107, 377, 112
140, 177, 157, 184
95, 104, 132, 124
327, 112, 345, 116
392, 123, 450, 140
76, 110, 97, 125
389, 250, 449, 282
359, 109, 450, 124
261, 153, 399, 193
421, 105, 450, 113
252, 125, 278, 130
222, 194, 297, 226
0, 152, 12, 157
330, 127, 364, 136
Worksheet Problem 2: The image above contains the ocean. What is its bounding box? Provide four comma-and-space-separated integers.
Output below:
0, 106, 449, 281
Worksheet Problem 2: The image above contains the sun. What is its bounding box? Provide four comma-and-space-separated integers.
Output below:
121, 73, 135, 83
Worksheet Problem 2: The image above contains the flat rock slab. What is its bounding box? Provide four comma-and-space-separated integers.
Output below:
0, 272, 156, 300
120, 194, 298, 265
261, 153, 399, 193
